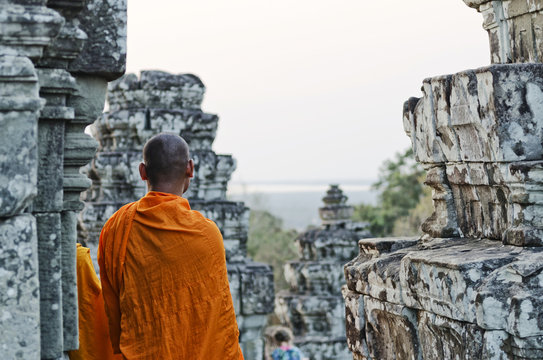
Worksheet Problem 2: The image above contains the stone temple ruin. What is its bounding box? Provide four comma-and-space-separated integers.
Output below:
80, 71, 275, 359
343, 1, 543, 359
0, 0, 126, 359
276, 185, 370, 359
4, 0, 543, 359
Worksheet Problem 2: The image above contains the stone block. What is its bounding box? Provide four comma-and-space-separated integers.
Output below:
404, 64, 543, 164
240, 262, 275, 315
344, 237, 418, 305
107, 71, 205, 111
400, 238, 520, 323
36, 212, 63, 359
476, 251, 543, 338
61, 211, 78, 351
284, 260, 345, 295
0, 214, 40, 360
68, 0, 127, 80
342, 288, 369, 359
237, 314, 267, 360
297, 227, 359, 262
418, 311, 484, 359
465, 1, 543, 63
0, 54, 44, 217
363, 296, 420, 360
227, 266, 241, 315
276, 292, 345, 338
34, 119, 64, 212
0, 4, 64, 60
295, 337, 352, 360
0, 110, 39, 217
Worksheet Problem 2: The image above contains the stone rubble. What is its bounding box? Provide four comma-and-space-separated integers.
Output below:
344, 1, 543, 359
79, 71, 275, 359
276, 185, 371, 360
0, 0, 126, 359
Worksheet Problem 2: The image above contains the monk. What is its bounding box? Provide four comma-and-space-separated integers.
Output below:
98, 133, 244, 359
69, 243, 120, 360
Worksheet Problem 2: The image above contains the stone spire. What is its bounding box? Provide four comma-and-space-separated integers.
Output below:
80, 71, 275, 359
275, 185, 370, 360
319, 184, 354, 225
343, 1, 543, 359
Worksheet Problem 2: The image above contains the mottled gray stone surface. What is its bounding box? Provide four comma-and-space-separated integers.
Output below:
68, 0, 127, 80
464, 0, 543, 64
81, 71, 274, 357
61, 211, 78, 350
0, 4, 64, 60
36, 212, 63, 359
0, 55, 42, 217
403, 64, 543, 245
0, 215, 40, 360
345, 3, 543, 358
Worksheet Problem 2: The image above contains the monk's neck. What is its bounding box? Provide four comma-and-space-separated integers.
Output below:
148, 184, 185, 197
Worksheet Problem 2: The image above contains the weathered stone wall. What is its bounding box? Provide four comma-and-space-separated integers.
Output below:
0, 0, 126, 359
343, 1, 543, 359
276, 185, 370, 360
80, 71, 275, 359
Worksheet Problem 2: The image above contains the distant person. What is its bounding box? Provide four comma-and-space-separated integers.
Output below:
69, 243, 120, 360
271, 328, 308, 360
98, 133, 243, 359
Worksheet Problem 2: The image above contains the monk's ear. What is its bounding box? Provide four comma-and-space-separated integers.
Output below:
139, 162, 148, 181
186, 159, 194, 178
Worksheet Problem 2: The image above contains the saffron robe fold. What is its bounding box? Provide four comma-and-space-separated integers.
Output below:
98, 191, 243, 360
69, 244, 119, 360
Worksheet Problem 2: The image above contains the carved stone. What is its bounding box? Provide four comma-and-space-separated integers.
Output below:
0, 0, 126, 358
344, 1, 543, 359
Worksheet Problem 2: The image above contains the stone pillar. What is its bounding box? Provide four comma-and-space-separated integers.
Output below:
275, 185, 370, 360
344, 1, 543, 359
80, 71, 274, 359
0, 0, 125, 358
0, 1, 63, 359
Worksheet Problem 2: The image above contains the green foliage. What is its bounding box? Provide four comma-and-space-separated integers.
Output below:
247, 210, 299, 291
352, 148, 431, 237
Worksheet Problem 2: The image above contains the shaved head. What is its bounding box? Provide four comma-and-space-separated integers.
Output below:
142, 133, 190, 187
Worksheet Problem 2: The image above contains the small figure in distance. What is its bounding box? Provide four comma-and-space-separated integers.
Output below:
271, 328, 309, 360
98, 133, 243, 359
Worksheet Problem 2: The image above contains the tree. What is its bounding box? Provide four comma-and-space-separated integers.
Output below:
352, 148, 431, 237
247, 210, 299, 291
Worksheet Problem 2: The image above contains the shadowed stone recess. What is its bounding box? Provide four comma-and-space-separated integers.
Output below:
80, 71, 274, 359
344, 1, 543, 359
276, 185, 371, 360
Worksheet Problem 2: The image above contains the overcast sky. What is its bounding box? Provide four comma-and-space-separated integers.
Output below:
126, 0, 489, 183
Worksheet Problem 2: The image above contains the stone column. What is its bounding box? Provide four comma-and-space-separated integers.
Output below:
275, 185, 371, 360
0, 1, 63, 359
343, 1, 543, 359
80, 71, 275, 359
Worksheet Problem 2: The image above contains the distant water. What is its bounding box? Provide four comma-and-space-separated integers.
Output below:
227, 182, 378, 231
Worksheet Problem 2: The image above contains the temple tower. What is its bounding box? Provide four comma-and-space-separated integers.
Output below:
343, 1, 543, 359
80, 71, 275, 359
275, 185, 370, 360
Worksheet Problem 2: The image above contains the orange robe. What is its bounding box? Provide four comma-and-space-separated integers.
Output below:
69, 244, 120, 360
98, 191, 244, 360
